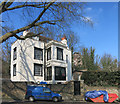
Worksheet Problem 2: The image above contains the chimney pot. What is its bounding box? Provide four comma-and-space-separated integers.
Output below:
61, 36, 67, 40
61, 36, 68, 46
23, 30, 30, 36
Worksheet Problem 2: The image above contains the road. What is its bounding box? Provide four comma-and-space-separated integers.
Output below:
2, 100, 119, 104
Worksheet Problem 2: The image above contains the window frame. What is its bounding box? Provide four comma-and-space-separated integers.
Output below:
13, 47, 17, 60
47, 47, 51, 60
57, 47, 63, 61
46, 66, 52, 80
34, 63, 43, 76
13, 64, 16, 76
55, 66, 66, 81
66, 55, 68, 63
34, 47, 43, 60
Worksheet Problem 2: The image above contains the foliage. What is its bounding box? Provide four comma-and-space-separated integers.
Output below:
80, 47, 97, 70
81, 70, 120, 86
73, 47, 118, 72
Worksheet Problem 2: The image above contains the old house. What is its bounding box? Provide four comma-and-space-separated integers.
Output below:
73, 52, 82, 67
73, 52, 87, 81
11, 30, 72, 84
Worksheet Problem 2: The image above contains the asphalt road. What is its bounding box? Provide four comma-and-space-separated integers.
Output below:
2, 100, 119, 104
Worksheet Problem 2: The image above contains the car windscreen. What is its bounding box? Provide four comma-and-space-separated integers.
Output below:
43, 88, 51, 93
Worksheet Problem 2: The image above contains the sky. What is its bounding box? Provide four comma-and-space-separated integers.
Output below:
2, 2, 118, 60
71, 2, 118, 59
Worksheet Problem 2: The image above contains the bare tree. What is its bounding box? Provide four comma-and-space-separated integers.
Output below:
100, 53, 118, 72
0, 1, 92, 43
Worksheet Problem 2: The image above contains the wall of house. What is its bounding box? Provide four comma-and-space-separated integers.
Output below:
46, 43, 72, 83
11, 38, 72, 83
11, 39, 45, 82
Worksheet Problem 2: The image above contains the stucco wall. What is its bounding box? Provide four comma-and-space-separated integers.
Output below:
11, 38, 72, 83
11, 39, 45, 82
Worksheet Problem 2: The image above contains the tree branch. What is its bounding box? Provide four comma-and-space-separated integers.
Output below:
0, 0, 56, 43
6, 4, 45, 11
13, 32, 43, 40
29, 0, 56, 27
0, 0, 15, 14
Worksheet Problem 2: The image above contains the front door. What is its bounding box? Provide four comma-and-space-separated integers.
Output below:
74, 81, 80, 95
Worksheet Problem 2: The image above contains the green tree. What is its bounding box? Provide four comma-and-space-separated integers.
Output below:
81, 47, 97, 70
89, 47, 95, 70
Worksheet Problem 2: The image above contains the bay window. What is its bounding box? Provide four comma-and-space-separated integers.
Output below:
47, 47, 51, 60
57, 47, 63, 60
55, 66, 66, 80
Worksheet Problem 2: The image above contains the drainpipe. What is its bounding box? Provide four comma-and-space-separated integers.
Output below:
44, 42, 46, 81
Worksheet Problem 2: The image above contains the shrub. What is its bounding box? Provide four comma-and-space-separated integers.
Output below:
81, 70, 120, 86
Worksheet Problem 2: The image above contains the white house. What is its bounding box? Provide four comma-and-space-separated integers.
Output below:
11, 31, 72, 84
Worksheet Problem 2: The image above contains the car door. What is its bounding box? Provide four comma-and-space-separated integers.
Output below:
43, 88, 52, 100
33, 87, 45, 100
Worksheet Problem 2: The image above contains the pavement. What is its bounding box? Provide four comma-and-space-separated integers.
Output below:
1, 99, 120, 104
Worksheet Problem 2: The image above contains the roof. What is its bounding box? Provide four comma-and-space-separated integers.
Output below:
12, 32, 69, 49
12, 32, 55, 45
38, 35, 53, 43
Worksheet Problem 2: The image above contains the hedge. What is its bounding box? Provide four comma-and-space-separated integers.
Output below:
81, 71, 120, 86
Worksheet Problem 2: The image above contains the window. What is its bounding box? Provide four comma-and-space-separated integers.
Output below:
43, 88, 51, 93
13, 47, 17, 60
34, 64, 43, 76
47, 47, 51, 60
13, 64, 16, 76
34, 47, 43, 60
55, 67, 66, 80
66, 55, 68, 63
57, 47, 63, 60
47, 67, 52, 80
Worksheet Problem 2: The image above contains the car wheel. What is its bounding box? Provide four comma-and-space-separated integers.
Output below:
53, 97, 59, 102
29, 96, 34, 102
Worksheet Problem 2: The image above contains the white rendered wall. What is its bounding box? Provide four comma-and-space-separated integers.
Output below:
46, 42, 72, 83
11, 39, 72, 83
11, 39, 45, 82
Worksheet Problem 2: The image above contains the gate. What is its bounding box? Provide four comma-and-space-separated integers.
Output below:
74, 81, 80, 95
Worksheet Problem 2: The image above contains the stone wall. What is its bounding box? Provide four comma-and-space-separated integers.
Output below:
2, 80, 119, 102
2, 80, 85, 101
47, 80, 85, 101
2, 80, 27, 100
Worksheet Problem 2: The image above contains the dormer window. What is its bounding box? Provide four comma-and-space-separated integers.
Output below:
13, 47, 17, 60
34, 47, 43, 60
57, 47, 63, 60
47, 47, 51, 60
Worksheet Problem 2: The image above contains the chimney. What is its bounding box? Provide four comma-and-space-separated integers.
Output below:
23, 30, 30, 36
61, 36, 67, 46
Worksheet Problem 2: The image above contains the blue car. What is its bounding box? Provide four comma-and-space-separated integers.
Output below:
25, 85, 62, 102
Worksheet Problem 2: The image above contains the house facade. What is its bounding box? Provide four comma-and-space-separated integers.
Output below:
11, 31, 72, 84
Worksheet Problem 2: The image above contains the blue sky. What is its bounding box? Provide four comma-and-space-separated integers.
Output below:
71, 2, 118, 59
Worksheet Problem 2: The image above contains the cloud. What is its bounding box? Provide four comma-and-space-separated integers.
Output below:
82, 16, 92, 22
86, 7, 92, 11
86, 17, 91, 20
